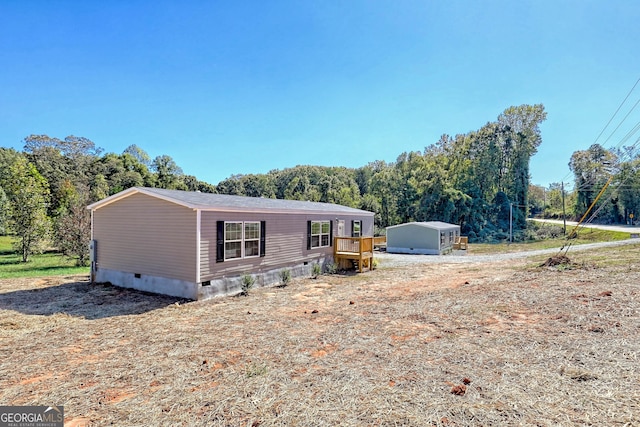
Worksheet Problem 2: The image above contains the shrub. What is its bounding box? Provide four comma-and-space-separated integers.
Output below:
279, 269, 291, 287
535, 224, 564, 240
311, 263, 322, 279
324, 262, 338, 275
240, 274, 255, 296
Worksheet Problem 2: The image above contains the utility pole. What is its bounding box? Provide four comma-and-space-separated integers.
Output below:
561, 181, 567, 235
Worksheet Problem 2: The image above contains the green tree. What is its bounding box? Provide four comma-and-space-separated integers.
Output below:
0, 148, 24, 186
241, 174, 276, 198
0, 186, 8, 235
54, 185, 91, 266
90, 173, 110, 201
123, 144, 151, 166
216, 174, 245, 195
182, 175, 217, 193
614, 151, 640, 223
528, 184, 546, 216
94, 152, 156, 194
5, 157, 51, 262
569, 144, 617, 221
151, 155, 184, 189
368, 161, 400, 227
23, 134, 103, 215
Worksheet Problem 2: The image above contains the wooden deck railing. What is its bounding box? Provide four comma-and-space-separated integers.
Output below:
334, 236, 375, 272
373, 236, 387, 247
453, 236, 469, 250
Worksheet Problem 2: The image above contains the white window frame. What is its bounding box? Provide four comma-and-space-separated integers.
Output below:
353, 220, 361, 237
224, 221, 261, 260
311, 220, 331, 248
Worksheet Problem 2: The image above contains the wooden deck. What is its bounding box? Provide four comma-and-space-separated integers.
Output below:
373, 236, 387, 249
334, 236, 375, 272
453, 236, 469, 250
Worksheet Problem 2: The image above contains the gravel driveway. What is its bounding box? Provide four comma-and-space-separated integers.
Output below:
375, 238, 640, 267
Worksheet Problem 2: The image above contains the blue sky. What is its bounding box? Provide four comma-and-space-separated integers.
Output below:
1, 0, 639, 189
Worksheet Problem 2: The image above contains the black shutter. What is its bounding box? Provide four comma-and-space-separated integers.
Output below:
216, 221, 224, 263
307, 221, 312, 250
351, 220, 355, 237
260, 221, 266, 257
329, 220, 334, 247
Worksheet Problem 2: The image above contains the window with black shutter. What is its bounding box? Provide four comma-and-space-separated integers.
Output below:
217, 220, 264, 261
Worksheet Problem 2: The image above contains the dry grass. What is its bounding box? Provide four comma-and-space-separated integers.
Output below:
1, 246, 639, 426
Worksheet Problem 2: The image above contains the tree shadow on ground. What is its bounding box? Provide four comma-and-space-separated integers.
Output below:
0, 279, 187, 320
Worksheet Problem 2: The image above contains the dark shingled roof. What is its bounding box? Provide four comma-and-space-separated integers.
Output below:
88, 187, 373, 215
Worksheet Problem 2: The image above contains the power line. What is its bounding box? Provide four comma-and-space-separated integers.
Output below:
558, 77, 640, 185
601, 98, 640, 147
592, 77, 640, 146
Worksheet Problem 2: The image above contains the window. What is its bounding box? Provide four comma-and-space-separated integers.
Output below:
310, 220, 331, 248
352, 220, 361, 237
244, 222, 260, 257
223, 221, 261, 260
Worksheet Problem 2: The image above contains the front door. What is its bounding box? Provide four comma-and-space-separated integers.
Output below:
337, 220, 345, 237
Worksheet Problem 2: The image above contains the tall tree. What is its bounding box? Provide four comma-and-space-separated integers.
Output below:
5, 157, 51, 262
23, 134, 103, 215
151, 155, 184, 189
182, 175, 217, 193
617, 159, 640, 221
569, 144, 617, 221
216, 174, 245, 195
123, 144, 151, 166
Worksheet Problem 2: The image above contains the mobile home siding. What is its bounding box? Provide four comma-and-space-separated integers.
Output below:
387, 224, 439, 252
93, 193, 197, 282
386, 221, 460, 255
199, 211, 373, 281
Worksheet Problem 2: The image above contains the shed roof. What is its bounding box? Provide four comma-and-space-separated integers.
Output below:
387, 221, 460, 231
87, 187, 374, 215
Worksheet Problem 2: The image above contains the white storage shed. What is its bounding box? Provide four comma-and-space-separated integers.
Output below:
386, 221, 461, 255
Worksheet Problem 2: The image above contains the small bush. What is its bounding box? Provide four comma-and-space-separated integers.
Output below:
240, 274, 255, 296
324, 262, 338, 275
311, 263, 322, 278
279, 269, 291, 287
245, 362, 268, 378
522, 228, 538, 241
535, 225, 564, 239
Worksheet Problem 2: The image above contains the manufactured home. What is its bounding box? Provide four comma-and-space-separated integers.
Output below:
87, 187, 374, 300
386, 221, 460, 255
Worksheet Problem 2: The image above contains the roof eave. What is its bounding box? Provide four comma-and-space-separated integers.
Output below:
196, 206, 373, 216
87, 187, 374, 216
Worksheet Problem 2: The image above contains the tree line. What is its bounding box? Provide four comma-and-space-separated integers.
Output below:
216, 104, 548, 242
5, 104, 636, 265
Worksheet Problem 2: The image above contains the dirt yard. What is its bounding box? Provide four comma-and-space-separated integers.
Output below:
1, 244, 639, 426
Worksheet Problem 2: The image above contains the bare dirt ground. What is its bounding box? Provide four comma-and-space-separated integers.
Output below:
1, 244, 639, 426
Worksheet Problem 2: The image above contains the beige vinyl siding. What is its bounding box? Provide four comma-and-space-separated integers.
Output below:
199, 211, 373, 281
93, 193, 197, 282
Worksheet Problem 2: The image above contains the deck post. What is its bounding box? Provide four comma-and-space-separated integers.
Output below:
334, 236, 375, 273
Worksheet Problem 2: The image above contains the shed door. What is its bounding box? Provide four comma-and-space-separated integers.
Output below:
337, 220, 345, 237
